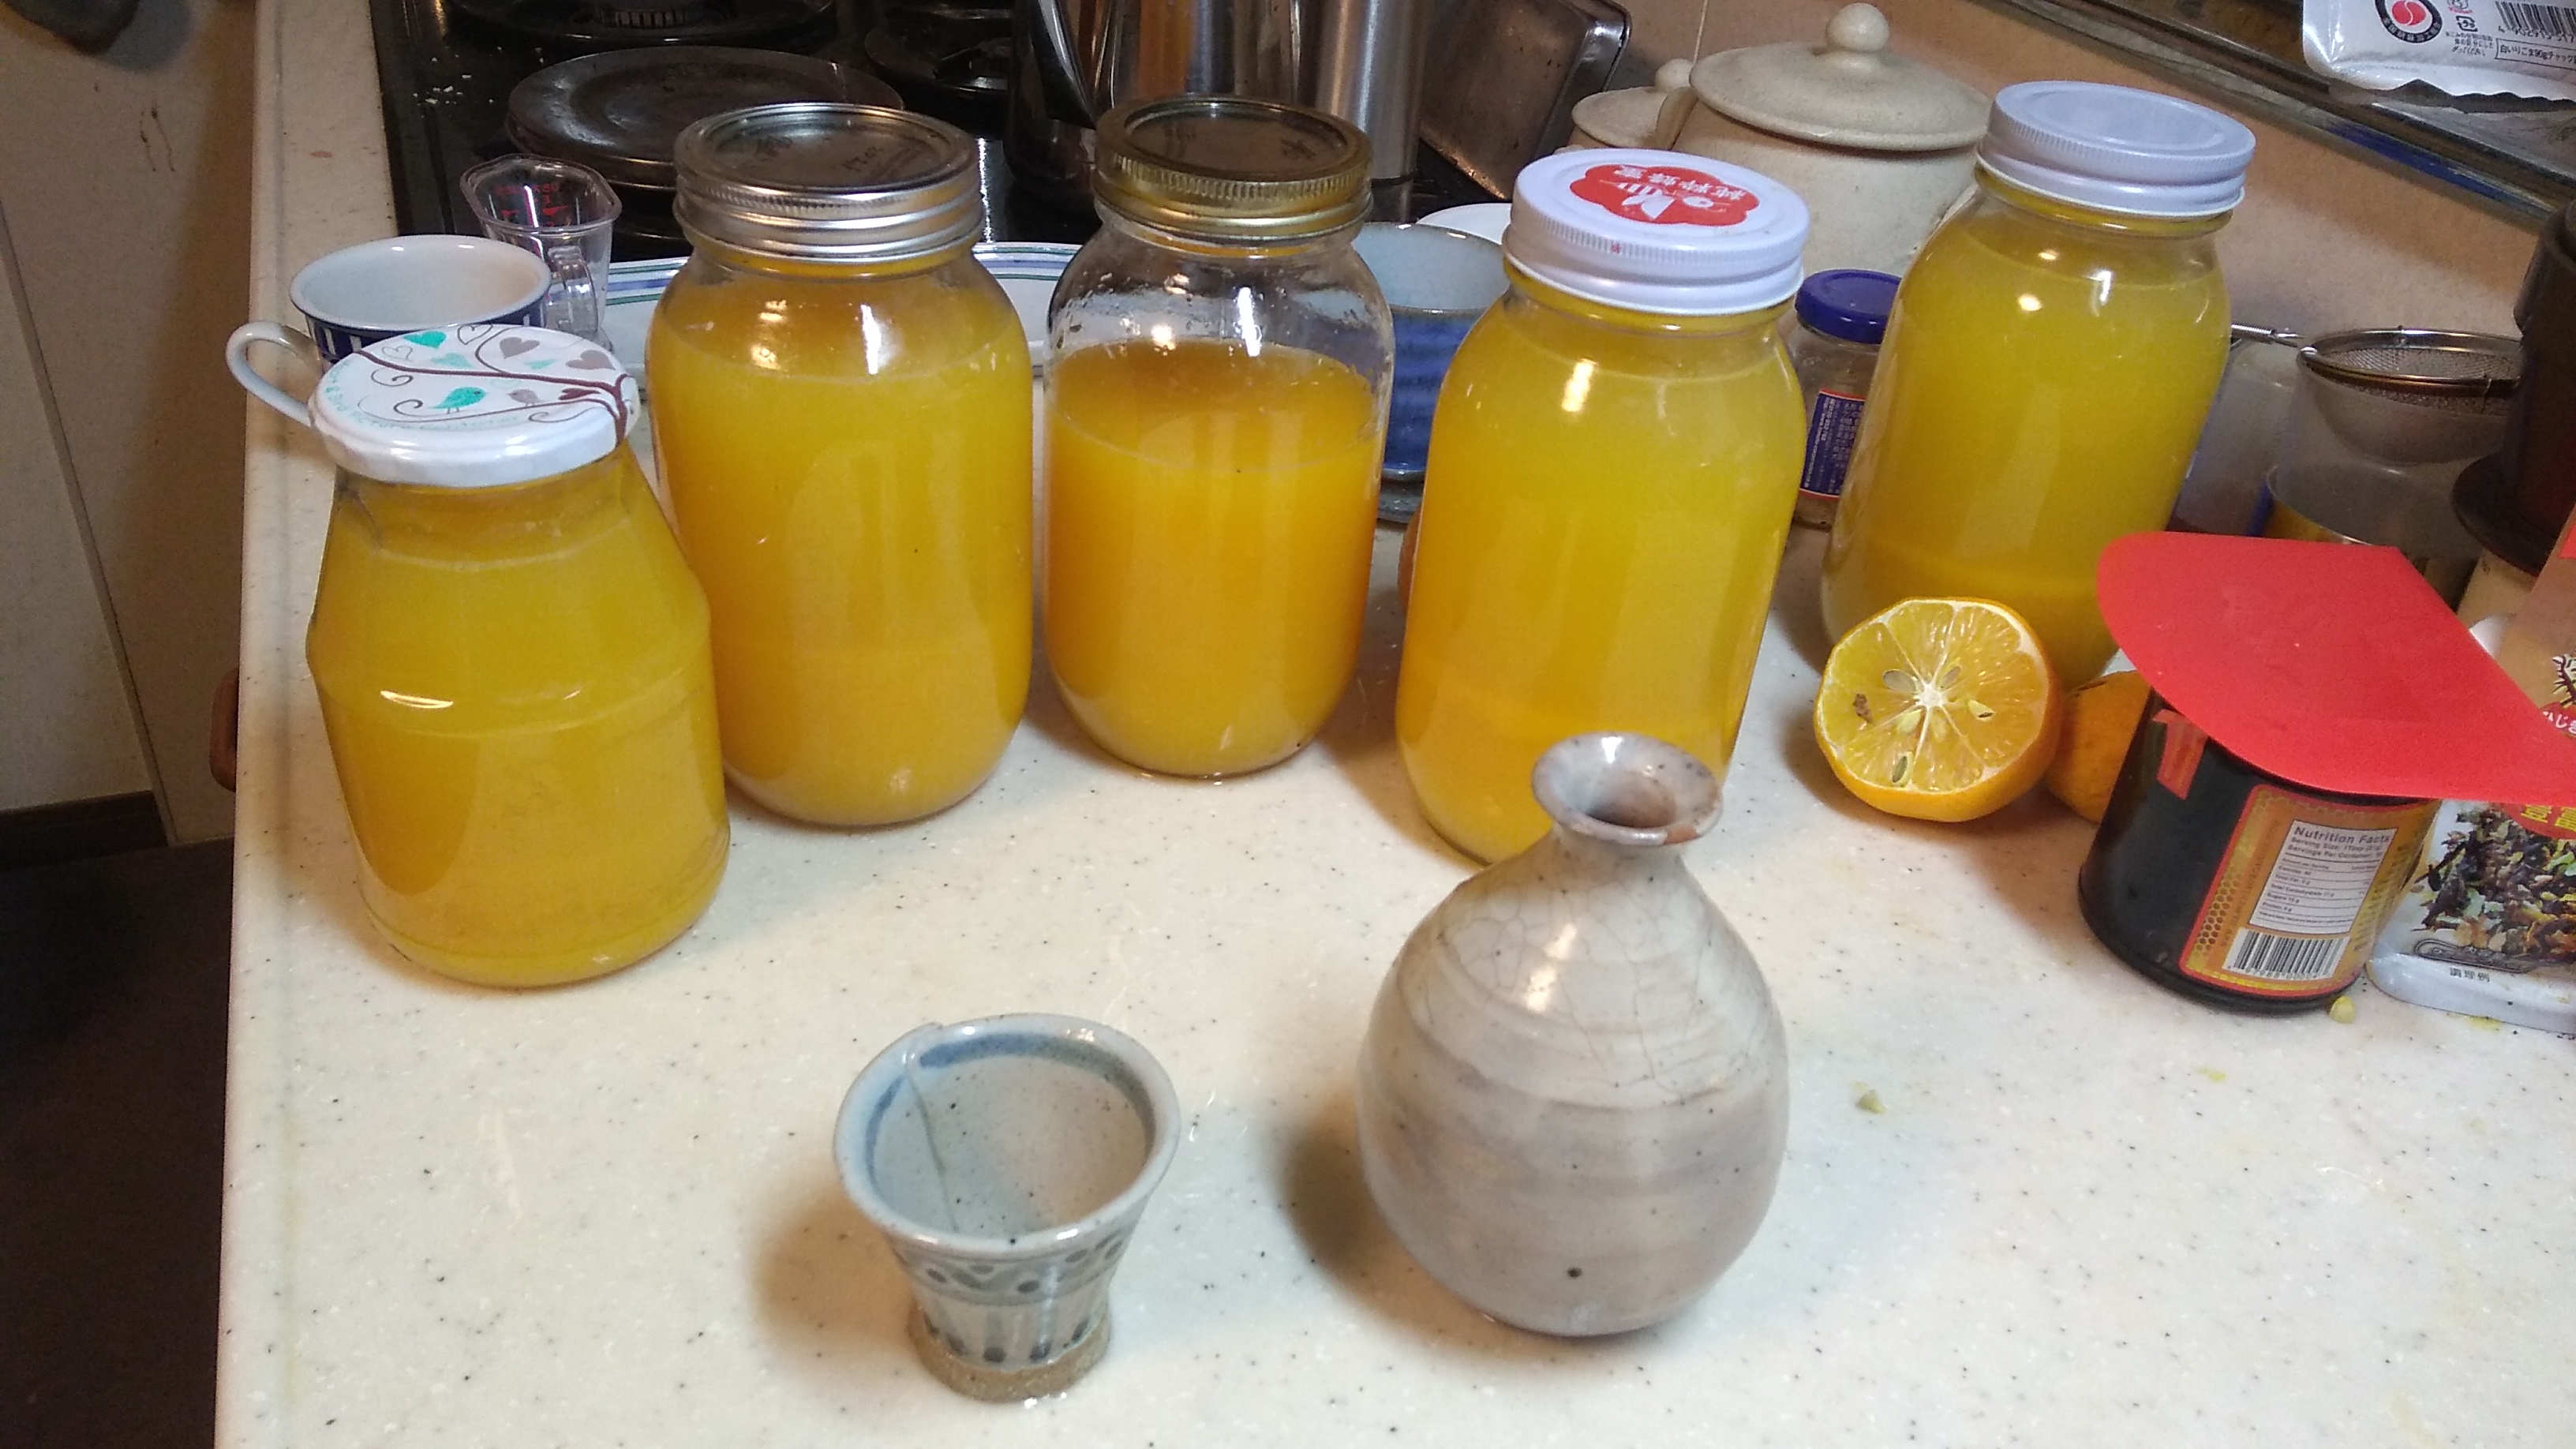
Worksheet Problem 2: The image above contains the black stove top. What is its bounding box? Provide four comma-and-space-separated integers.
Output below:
365, 0, 1495, 256
366, 0, 1099, 256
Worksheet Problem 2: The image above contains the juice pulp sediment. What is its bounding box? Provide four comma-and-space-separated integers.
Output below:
649, 254, 1033, 825
1820, 184, 2230, 680
306, 452, 728, 987
1045, 337, 1383, 777
1396, 283, 1805, 864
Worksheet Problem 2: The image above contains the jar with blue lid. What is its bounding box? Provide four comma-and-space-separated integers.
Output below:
1784, 267, 1896, 530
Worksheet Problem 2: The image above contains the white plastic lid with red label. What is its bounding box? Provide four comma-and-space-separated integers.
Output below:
1503, 149, 1809, 316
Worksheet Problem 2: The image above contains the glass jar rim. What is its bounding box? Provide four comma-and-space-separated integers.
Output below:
674, 103, 983, 263
1091, 96, 1370, 244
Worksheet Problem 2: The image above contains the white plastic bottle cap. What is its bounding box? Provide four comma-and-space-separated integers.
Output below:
1503, 148, 1808, 316
309, 324, 639, 488
1978, 80, 2256, 219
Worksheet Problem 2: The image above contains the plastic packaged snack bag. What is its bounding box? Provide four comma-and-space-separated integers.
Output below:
2304, 0, 2576, 102
2368, 515, 2576, 1033
2372, 801, 2576, 1032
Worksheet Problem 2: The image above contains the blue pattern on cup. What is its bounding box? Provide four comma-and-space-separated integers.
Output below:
1353, 223, 1510, 482
303, 297, 546, 363
1387, 311, 1480, 478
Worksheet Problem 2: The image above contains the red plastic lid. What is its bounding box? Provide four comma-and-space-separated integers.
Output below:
2095, 532, 2576, 802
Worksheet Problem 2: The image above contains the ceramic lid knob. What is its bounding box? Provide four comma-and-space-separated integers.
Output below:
1690, 2, 1989, 153
1825, 2, 1889, 56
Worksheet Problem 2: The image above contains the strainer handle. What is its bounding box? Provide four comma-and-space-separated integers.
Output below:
2230, 322, 2304, 347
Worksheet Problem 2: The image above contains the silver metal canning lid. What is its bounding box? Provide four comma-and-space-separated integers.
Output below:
673, 103, 980, 262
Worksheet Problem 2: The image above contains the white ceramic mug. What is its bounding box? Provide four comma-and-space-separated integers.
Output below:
225, 236, 552, 421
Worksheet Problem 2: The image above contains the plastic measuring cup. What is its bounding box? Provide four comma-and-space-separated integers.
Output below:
462, 155, 621, 345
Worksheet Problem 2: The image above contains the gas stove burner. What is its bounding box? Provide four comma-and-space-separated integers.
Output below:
508, 46, 901, 190
863, 0, 1011, 106
864, 25, 1008, 99
600, 0, 710, 27
446, 0, 837, 50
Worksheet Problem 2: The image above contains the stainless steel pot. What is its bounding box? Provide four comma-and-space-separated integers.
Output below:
1007, 0, 1429, 203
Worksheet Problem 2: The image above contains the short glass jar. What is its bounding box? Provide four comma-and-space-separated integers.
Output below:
1045, 96, 1394, 777
243, 326, 728, 986
1783, 268, 1896, 531
1397, 151, 1811, 863
651, 103, 1034, 826
1822, 82, 2252, 680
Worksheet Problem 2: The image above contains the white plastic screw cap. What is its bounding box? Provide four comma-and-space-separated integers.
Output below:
1505, 148, 1809, 316
310, 324, 639, 489
1978, 80, 2256, 219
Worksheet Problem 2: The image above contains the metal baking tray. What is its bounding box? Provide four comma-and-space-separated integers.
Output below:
1418, 0, 1629, 197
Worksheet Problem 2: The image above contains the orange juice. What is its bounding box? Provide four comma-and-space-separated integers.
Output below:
1821, 177, 2230, 680
650, 253, 1033, 825
1396, 277, 1805, 863
306, 451, 728, 987
1045, 337, 1382, 776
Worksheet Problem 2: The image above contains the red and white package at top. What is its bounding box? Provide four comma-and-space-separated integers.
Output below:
2305, 0, 2576, 100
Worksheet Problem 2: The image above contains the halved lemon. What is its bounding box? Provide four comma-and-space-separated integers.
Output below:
1813, 597, 2063, 822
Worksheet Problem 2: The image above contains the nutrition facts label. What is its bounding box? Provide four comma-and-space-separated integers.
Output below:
2245, 820, 2398, 938
2179, 786, 2437, 998
1798, 390, 1866, 501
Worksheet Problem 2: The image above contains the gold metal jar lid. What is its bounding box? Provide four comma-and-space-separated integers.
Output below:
673, 103, 980, 262
1092, 96, 1370, 243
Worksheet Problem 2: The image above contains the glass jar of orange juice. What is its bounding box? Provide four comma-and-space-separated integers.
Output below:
1821, 82, 2255, 681
651, 103, 1033, 826
1396, 151, 1812, 863
243, 325, 728, 987
1046, 96, 1391, 777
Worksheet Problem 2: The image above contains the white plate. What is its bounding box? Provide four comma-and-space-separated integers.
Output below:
1420, 202, 1512, 245
976, 242, 1080, 366
601, 257, 685, 383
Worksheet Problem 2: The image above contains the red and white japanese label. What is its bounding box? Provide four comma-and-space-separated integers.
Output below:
1567, 163, 1759, 228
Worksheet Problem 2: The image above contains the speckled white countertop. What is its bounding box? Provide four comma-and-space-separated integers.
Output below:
224, 2, 2576, 1443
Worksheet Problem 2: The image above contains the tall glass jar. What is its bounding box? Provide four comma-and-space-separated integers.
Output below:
650, 103, 1034, 826
1045, 96, 1392, 777
1397, 151, 1811, 864
1821, 82, 2252, 680
247, 326, 728, 987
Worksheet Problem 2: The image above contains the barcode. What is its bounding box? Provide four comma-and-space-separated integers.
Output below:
2225, 929, 2343, 982
2498, 1, 2576, 40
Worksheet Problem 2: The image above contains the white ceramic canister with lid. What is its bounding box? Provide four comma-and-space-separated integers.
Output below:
1676, 2, 1990, 274
234, 324, 728, 987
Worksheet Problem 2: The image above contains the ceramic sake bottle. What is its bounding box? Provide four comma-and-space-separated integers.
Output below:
1355, 733, 1790, 1335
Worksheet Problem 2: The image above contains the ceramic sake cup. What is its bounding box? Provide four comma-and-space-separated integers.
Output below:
834, 1014, 1180, 1401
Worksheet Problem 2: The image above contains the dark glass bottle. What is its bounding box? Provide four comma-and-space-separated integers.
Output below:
2079, 695, 2436, 1014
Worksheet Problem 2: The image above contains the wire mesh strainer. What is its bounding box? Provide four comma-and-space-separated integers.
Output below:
2295, 328, 2520, 465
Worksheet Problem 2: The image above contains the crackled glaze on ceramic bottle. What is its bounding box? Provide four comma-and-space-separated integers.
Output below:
1356, 733, 1790, 1335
